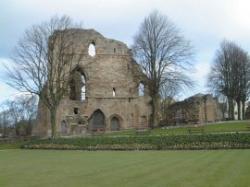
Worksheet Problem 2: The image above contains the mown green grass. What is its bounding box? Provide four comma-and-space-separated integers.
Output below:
0, 149, 250, 187
104, 120, 250, 136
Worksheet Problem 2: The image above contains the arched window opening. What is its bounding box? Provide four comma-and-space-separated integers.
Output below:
111, 116, 120, 131
69, 70, 87, 101
140, 115, 147, 127
88, 42, 96, 57
112, 88, 116, 97
114, 48, 116, 53
69, 78, 77, 100
81, 74, 86, 101
138, 83, 145, 96
61, 120, 68, 135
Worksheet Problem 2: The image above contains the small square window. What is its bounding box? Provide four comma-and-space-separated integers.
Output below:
74, 108, 79, 115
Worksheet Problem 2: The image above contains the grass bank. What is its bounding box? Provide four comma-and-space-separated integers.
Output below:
104, 120, 250, 136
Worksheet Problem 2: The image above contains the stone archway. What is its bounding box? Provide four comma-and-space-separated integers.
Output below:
89, 109, 105, 131
111, 116, 120, 131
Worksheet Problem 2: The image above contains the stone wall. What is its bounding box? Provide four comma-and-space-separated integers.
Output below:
166, 94, 222, 125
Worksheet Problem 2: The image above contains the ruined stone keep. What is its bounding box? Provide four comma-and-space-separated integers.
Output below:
166, 94, 222, 125
33, 29, 151, 136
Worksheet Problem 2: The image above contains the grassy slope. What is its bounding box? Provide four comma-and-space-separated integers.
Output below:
151, 121, 250, 135
0, 142, 24, 149
0, 149, 250, 187
104, 121, 250, 136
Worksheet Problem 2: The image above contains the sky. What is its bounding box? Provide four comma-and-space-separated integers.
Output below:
1, 0, 250, 104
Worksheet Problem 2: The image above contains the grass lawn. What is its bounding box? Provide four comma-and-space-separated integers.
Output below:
104, 120, 250, 136
0, 149, 250, 187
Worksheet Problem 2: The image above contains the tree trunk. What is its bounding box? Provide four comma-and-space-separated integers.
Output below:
242, 100, 246, 120
237, 100, 241, 120
222, 103, 226, 120
150, 96, 159, 128
149, 101, 155, 129
3, 126, 7, 137
228, 98, 234, 120
50, 107, 57, 138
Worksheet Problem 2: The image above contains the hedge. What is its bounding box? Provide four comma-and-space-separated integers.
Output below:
22, 132, 250, 150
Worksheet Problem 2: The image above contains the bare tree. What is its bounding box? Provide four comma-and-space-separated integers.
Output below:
6, 15, 83, 137
208, 40, 250, 120
0, 109, 12, 137
4, 95, 37, 136
208, 41, 233, 119
235, 54, 250, 119
132, 11, 193, 128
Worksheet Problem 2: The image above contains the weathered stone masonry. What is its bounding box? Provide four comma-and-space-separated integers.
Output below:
167, 94, 222, 125
33, 29, 151, 136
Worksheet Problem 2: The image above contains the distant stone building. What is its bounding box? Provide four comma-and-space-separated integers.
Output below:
166, 94, 222, 125
245, 102, 250, 119
33, 29, 151, 137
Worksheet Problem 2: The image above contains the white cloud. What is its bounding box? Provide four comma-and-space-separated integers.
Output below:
0, 58, 20, 104
193, 61, 211, 91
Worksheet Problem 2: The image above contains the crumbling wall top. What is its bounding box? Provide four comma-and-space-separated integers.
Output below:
57, 28, 130, 55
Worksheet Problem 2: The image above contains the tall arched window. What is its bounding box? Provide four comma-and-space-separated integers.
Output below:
69, 78, 76, 100
88, 42, 96, 57
81, 74, 86, 101
69, 70, 87, 101
138, 82, 144, 96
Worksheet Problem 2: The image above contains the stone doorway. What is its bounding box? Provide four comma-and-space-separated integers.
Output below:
89, 109, 105, 131
111, 116, 120, 131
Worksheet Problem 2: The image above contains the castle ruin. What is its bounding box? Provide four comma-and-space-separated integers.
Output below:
166, 94, 222, 125
33, 29, 151, 136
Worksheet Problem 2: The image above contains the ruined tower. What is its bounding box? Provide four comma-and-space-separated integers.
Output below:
33, 29, 151, 136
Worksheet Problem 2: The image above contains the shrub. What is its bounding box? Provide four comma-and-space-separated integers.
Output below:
22, 133, 250, 150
